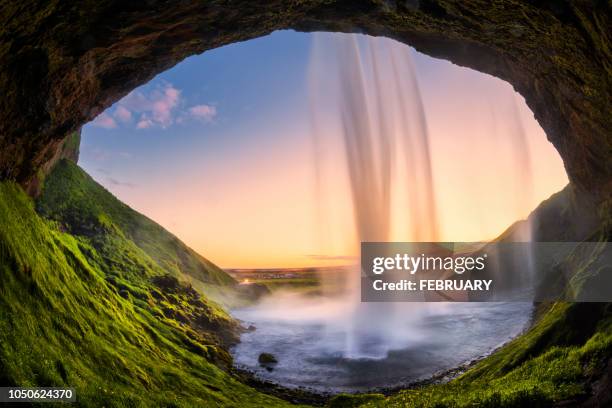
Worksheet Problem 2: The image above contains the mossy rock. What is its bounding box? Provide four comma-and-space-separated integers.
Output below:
258, 353, 278, 365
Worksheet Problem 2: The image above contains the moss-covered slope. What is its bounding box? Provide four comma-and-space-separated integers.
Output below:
0, 176, 289, 406
37, 160, 234, 287
2, 158, 610, 407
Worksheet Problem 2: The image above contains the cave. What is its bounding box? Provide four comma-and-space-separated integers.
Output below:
1, 1, 610, 204
0, 1, 611, 406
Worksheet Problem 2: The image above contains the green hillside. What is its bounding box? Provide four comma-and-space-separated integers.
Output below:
0, 172, 289, 406
36, 160, 234, 287
1, 158, 610, 407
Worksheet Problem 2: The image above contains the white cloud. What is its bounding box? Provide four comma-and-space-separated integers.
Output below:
114, 105, 132, 122
189, 104, 217, 122
91, 112, 117, 129
136, 118, 154, 129
120, 83, 181, 128
155, 86, 180, 125
90, 81, 217, 130
106, 177, 136, 189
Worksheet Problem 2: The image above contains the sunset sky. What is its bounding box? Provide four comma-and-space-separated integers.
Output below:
80, 31, 569, 268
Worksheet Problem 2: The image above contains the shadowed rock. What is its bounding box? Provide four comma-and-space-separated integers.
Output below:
0, 1, 610, 204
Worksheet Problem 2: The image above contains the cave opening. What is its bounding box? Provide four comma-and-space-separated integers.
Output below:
80, 31, 568, 267
76, 30, 569, 392
1, 2, 610, 405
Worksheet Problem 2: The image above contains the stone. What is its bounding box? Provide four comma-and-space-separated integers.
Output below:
258, 352, 278, 365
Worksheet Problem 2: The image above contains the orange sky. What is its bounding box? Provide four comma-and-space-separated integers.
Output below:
119, 91, 567, 269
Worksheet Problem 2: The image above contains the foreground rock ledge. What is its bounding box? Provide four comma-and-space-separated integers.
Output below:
0, 1, 610, 201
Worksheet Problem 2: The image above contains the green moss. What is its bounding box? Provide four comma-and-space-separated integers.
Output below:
63, 131, 81, 157
37, 160, 235, 286
0, 180, 292, 406
2, 159, 610, 407
329, 393, 386, 407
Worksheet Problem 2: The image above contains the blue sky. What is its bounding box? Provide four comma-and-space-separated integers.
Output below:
83, 30, 312, 182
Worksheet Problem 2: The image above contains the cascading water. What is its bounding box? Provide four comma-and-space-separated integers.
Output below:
309, 34, 442, 358
231, 32, 538, 392
312, 34, 439, 245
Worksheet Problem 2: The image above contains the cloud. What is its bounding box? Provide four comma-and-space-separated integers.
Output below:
94, 169, 136, 189
189, 104, 217, 122
82, 148, 132, 163
91, 112, 117, 129
114, 105, 132, 122
120, 83, 182, 129
156, 86, 181, 124
136, 118, 154, 129
90, 81, 217, 130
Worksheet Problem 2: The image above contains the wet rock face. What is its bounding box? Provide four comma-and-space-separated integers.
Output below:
0, 1, 610, 199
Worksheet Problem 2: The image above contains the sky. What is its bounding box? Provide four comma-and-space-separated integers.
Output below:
80, 30, 569, 268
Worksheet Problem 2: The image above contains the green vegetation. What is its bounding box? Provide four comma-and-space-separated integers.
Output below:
1, 159, 610, 407
0, 165, 291, 406
37, 160, 234, 287
252, 278, 321, 295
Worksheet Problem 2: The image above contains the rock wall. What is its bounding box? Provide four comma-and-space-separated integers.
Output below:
24, 130, 80, 197
0, 1, 610, 201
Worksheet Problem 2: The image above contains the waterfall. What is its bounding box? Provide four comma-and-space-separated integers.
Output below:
306, 32, 542, 357
309, 34, 440, 357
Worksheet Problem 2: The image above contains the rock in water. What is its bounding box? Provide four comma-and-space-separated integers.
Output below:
258, 353, 278, 371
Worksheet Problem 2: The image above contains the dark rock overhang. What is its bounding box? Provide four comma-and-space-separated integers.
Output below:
0, 1, 610, 202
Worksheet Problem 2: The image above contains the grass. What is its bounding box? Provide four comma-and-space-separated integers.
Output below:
0, 168, 292, 406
